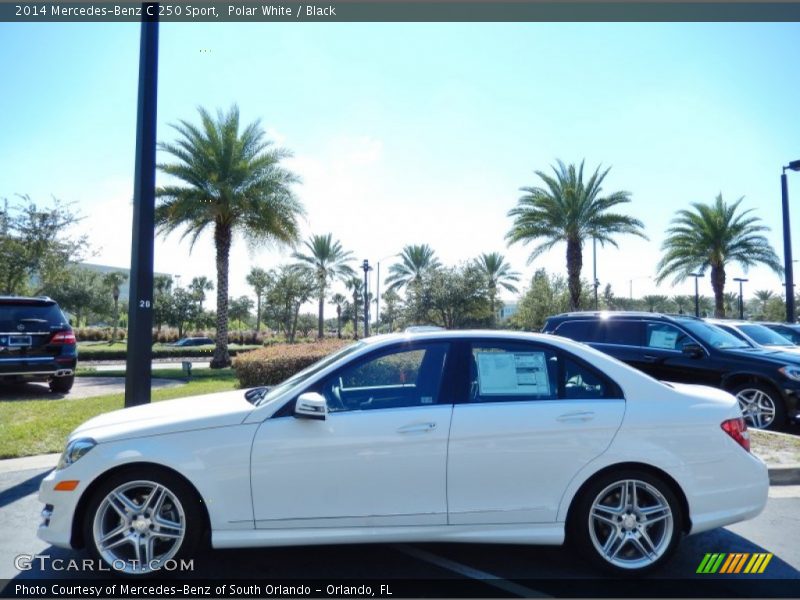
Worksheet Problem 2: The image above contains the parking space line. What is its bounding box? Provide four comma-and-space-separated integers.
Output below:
392, 544, 550, 598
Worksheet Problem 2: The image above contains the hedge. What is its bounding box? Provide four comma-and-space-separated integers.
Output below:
78, 344, 261, 362
232, 340, 351, 387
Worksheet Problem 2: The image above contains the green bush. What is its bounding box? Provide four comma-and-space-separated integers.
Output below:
74, 327, 126, 342
232, 340, 351, 387
78, 344, 261, 361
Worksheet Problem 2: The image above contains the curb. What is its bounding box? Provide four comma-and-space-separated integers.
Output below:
768, 464, 800, 486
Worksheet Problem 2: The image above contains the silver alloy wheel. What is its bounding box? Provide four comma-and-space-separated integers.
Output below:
735, 388, 776, 430
588, 479, 674, 570
92, 480, 186, 574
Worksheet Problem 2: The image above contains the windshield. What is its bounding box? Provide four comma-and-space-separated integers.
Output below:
680, 320, 750, 349
254, 341, 366, 406
739, 324, 795, 346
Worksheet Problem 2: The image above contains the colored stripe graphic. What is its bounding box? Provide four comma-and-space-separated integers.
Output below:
698, 552, 773, 574
697, 553, 726, 573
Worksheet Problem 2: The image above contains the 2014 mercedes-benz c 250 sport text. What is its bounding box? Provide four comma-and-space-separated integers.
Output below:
38, 330, 768, 575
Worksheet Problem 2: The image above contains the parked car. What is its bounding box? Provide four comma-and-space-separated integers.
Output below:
543, 311, 800, 430
706, 319, 800, 352
762, 322, 800, 345
40, 330, 766, 576
0, 296, 77, 393
170, 337, 214, 347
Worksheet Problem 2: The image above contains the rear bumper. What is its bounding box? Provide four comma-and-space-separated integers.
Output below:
0, 357, 76, 380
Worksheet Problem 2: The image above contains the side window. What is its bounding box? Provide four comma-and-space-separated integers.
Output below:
469, 343, 558, 402
644, 323, 692, 351
555, 320, 599, 342
600, 321, 643, 346
562, 356, 618, 399
467, 343, 622, 402
322, 343, 449, 413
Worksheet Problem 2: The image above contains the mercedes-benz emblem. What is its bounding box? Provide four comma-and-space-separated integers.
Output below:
17, 324, 25, 331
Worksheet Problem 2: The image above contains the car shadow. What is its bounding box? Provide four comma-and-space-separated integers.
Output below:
0, 471, 49, 510
0, 382, 67, 401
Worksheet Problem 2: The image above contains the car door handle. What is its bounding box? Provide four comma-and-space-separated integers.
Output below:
642, 354, 659, 363
397, 422, 437, 434
556, 411, 595, 422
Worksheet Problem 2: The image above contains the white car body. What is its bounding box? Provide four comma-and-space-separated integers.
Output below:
38, 331, 768, 561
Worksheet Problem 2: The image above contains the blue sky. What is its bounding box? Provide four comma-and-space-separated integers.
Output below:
2, 22, 800, 308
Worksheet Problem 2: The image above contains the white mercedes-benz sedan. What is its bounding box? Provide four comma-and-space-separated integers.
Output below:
38, 330, 768, 575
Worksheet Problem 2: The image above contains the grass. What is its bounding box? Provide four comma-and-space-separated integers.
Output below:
0, 368, 239, 460
751, 429, 800, 465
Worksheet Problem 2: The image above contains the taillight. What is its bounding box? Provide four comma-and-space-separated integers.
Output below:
50, 331, 76, 345
721, 417, 750, 452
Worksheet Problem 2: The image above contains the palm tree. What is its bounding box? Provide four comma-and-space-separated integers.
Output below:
292, 233, 355, 339
656, 195, 782, 318
473, 252, 520, 326
102, 271, 128, 344
246, 267, 271, 332
345, 277, 363, 340
189, 276, 214, 312
331, 293, 346, 339
506, 160, 647, 310
155, 105, 303, 367
723, 292, 740, 317
754, 290, 774, 315
642, 294, 669, 313
385, 244, 441, 293
671, 295, 691, 315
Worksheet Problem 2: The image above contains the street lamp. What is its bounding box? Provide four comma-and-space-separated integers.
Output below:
628, 275, 651, 300
592, 237, 600, 310
781, 159, 800, 323
362, 259, 372, 337
689, 272, 704, 317
733, 277, 748, 320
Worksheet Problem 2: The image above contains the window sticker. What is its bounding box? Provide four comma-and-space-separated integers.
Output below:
649, 329, 678, 349
476, 351, 550, 396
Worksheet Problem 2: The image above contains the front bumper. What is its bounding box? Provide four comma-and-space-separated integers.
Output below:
37, 468, 81, 549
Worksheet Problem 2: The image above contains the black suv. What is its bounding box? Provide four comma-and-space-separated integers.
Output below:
0, 296, 77, 393
543, 311, 800, 430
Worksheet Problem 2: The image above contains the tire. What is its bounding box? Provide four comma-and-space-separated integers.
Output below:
568, 469, 683, 575
82, 467, 204, 576
49, 375, 74, 393
729, 382, 786, 431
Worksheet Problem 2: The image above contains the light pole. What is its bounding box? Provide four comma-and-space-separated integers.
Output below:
362, 260, 372, 337
628, 275, 651, 300
733, 277, 748, 320
782, 159, 800, 323
689, 272, 704, 317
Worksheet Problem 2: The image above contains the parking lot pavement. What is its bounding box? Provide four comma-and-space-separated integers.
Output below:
1, 467, 798, 596
0, 377, 185, 401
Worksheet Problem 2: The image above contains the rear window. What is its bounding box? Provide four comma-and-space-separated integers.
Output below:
0, 303, 68, 331
739, 324, 794, 346
554, 320, 599, 342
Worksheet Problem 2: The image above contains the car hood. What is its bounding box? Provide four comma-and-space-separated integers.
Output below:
70, 389, 255, 443
721, 346, 800, 365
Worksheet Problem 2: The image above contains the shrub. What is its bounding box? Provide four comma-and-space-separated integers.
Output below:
232, 339, 351, 388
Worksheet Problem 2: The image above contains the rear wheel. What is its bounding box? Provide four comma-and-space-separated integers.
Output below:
83, 468, 203, 576
730, 383, 785, 430
49, 375, 74, 393
569, 470, 683, 574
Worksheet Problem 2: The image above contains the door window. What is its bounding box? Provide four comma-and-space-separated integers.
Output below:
322, 343, 449, 412
468, 343, 622, 402
599, 320, 643, 346
644, 323, 693, 351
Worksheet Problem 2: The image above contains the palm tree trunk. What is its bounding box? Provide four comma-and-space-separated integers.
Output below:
255, 295, 262, 332
336, 306, 341, 339
317, 291, 325, 340
711, 263, 726, 318
566, 237, 583, 311
112, 298, 119, 343
352, 295, 359, 340
211, 222, 232, 368
489, 289, 496, 328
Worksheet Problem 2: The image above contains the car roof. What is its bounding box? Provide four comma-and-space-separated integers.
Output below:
361, 329, 574, 346
0, 295, 56, 305
546, 311, 702, 322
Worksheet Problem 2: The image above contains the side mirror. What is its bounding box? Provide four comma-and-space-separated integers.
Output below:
682, 343, 704, 358
294, 392, 327, 420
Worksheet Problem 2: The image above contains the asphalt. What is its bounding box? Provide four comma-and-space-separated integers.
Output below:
0, 377, 185, 401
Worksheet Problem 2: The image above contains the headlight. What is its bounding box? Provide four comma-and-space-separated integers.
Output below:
779, 365, 800, 382
57, 438, 96, 470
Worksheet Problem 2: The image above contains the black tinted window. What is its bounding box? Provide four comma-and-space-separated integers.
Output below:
555, 321, 599, 342
644, 323, 693, 351
562, 356, 618, 399
0, 303, 67, 330
599, 321, 643, 346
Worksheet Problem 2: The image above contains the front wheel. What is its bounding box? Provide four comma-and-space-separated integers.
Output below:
83, 469, 203, 576
730, 383, 786, 430
569, 470, 683, 574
